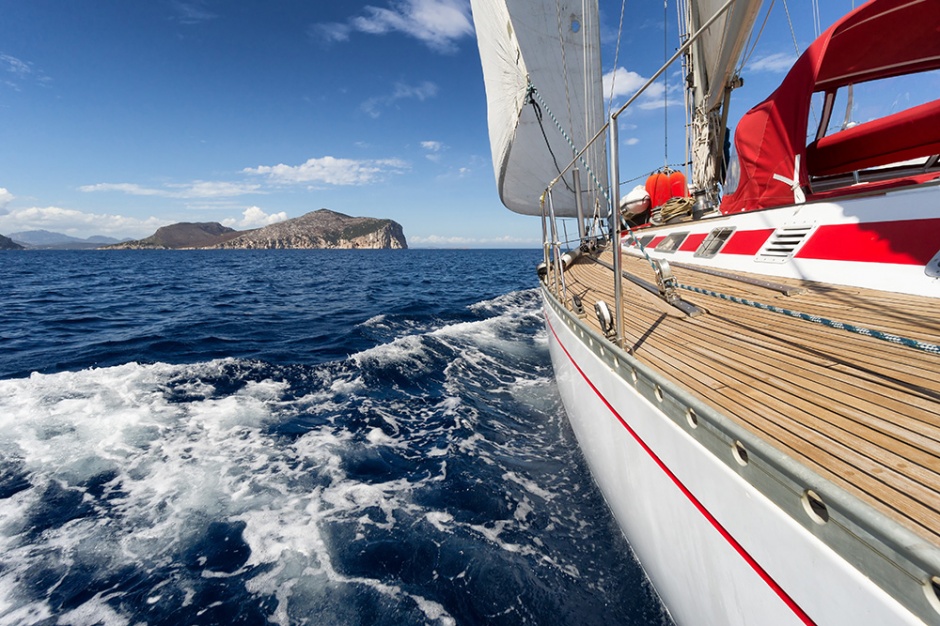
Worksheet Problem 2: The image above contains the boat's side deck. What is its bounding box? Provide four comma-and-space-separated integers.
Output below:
559, 248, 940, 546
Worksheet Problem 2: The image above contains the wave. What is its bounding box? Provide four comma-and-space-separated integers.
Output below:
0, 288, 667, 625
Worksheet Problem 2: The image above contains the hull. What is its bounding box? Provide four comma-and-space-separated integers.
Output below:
542, 289, 928, 625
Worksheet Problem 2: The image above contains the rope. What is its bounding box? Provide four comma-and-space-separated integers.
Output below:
526, 87, 575, 193
676, 283, 940, 355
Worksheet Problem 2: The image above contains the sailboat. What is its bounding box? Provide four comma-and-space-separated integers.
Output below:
470, 0, 940, 624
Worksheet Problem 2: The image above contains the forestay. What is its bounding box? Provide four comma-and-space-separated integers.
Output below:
470, 0, 608, 217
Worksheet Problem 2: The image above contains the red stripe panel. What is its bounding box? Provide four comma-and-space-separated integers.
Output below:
647, 236, 666, 248
794, 219, 940, 265
721, 228, 775, 255
679, 232, 708, 252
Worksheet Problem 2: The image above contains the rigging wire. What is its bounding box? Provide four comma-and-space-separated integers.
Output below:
663, 0, 669, 168
607, 0, 628, 117
739, 0, 776, 72
781, 0, 801, 57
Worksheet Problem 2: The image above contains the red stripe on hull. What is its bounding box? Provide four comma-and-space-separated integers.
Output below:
679, 232, 708, 252
721, 228, 775, 255
795, 219, 940, 265
545, 310, 816, 625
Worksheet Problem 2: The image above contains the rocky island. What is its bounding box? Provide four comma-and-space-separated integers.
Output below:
0, 234, 24, 250
105, 209, 407, 250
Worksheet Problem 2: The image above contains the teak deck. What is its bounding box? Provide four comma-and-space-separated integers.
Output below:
561, 248, 940, 546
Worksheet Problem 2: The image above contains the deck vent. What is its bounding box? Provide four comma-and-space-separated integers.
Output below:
694, 227, 735, 258
655, 231, 689, 253
756, 225, 814, 263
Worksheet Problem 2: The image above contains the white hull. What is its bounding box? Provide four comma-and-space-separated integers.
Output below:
543, 291, 926, 625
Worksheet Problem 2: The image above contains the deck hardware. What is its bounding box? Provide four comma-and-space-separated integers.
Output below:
654, 384, 664, 402
572, 294, 585, 316
594, 300, 615, 338
924, 576, 940, 614
652, 259, 680, 305
802, 489, 830, 524
686, 407, 698, 428
733, 441, 749, 466
591, 257, 705, 317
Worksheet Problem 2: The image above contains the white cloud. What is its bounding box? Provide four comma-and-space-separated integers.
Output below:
624, 137, 639, 146
410, 234, 539, 248
80, 181, 262, 198
0, 54, 49, 90
222, 206, 288, 229
171, 1, 218, 25
748, 52, 798, 74
362, 81, 438, 118
0, 187, 13, 214
315, 0, 473, 53
244, 156, 410, 186
0, 54, 31, 78
421, 140, 445, 161
308, 22, 353, 45
0, 205, 168, 239
603, 66, 679, 111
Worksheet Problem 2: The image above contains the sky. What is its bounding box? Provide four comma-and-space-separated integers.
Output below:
0, 0, 896, 247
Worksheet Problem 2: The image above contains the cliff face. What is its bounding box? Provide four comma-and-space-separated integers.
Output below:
0, 234, 24, 250
106, 223, 241, 249
210, 210, 407, 250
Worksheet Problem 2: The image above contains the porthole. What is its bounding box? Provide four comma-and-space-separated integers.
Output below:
686, 407, 698, 428
732, 441, 749, 466
801, 489, 829, 524
654, 385, 664, 403
923, 575, 940, 615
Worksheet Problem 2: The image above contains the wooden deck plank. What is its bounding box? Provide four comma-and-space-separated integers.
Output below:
560, 248, 940, 546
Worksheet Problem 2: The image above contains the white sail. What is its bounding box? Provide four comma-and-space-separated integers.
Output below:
470, 0, 608, 217
686, 0, 763, 113
684, 0, 763, 194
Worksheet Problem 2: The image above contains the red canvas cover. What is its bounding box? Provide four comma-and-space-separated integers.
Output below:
720, 0, 940, 214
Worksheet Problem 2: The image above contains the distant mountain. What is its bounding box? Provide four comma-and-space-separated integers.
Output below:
106, 210, 407, 250
104, 222, 242, 250
0, 234, 24, 250
210, 210, 407, 250
11, 229, 124, 250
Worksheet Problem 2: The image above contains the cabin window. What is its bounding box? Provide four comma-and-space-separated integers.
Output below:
655, 232, 688, 253
694, 228, 735, 258
806, 69, 940, 186
633, 234, 655, 249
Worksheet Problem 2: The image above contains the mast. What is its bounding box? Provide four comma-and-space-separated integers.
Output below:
683, 0, 764, 203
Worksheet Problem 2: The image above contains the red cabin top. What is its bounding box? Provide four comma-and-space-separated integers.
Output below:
720, 0, 940, 214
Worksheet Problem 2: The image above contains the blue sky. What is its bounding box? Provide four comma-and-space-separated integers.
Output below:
0, 1, 875, 246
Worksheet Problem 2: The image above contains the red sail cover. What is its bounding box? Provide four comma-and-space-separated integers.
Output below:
720, 0, 940, 214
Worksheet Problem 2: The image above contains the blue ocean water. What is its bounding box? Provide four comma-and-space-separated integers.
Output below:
0, 250, 669, 625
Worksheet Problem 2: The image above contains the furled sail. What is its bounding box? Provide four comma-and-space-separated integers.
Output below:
470, 0, 608, 217
684, 0, 763, 194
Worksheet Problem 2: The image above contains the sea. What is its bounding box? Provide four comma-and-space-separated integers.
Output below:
0, 249, 671, 626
